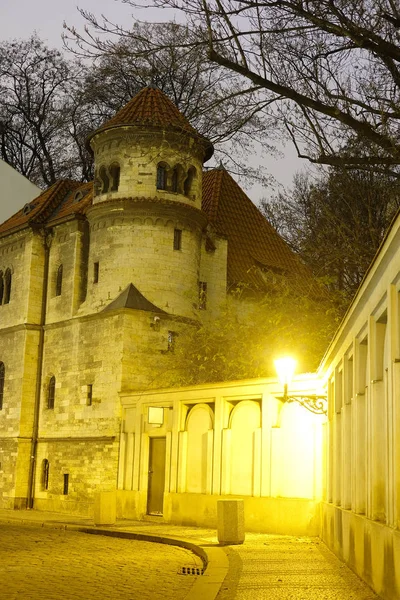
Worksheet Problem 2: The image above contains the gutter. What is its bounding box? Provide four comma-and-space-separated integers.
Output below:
27, 229, 51, 508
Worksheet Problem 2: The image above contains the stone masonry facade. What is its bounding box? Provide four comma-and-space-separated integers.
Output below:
0, 87, 303, 515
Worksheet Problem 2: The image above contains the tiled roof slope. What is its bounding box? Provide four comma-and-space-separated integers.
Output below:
0, 180, 92, 237
88, 87, 213, 161
96, 87, 197, 134
202, 168, 306, 289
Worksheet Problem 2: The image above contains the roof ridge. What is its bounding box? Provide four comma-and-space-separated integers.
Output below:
32, 180, 81, 224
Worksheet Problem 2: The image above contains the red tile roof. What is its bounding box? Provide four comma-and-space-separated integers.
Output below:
202, 168, 307, 289
0, 180, 92, 237
88, 86, 213, 161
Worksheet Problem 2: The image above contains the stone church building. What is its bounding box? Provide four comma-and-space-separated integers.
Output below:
0, 87, 304, 516
2, 85, 400, 599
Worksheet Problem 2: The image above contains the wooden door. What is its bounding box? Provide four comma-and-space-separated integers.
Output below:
147, 437, 166, 515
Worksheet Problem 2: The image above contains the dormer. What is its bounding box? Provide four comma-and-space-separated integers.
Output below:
86, 87, 213, 211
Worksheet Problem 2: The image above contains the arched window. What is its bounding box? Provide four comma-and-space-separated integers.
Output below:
47, 376, 56, 409
0, 362, 4, 410
55, 265, 63, 297
156, 164, 167, 190
42, 459, 50, 490
3, 269, 11, 304
0, 271, 3, 305
109, 164, 120, 192
184, 167, 197, 197
99, 166, 109, 194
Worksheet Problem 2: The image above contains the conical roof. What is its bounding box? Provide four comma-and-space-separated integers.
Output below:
102, 283, 167, 314
88, 86, 213, 161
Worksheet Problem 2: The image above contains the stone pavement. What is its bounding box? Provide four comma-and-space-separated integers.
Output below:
0, 521, 201, 600
0, 510, 381, 600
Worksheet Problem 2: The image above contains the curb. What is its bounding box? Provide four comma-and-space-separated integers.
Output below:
0, 517, 229, 600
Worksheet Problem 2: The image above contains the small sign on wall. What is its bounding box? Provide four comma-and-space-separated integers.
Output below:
148, 406, 164, 427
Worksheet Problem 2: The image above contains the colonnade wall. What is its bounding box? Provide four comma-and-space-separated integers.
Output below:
118, 377, 325, 535
320, 216, 400, 599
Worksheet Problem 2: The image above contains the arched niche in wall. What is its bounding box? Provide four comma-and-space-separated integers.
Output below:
229, 400, 261, 496
185, 403, 214, 494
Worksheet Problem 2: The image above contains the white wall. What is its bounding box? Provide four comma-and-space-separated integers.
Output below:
0, 160, 41, 223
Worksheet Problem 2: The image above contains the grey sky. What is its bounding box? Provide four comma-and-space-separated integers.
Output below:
0, 0, 306, 222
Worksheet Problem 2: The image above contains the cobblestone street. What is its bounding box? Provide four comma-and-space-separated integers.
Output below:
0, 522, 201, 600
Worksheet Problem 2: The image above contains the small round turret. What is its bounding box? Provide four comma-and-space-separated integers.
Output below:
83, 87, 213, 318
87, 87, 213, 212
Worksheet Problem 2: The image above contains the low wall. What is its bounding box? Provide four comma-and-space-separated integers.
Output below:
321, 502, 400, 600
33, 497, 93, 517
117, 490, 320, 536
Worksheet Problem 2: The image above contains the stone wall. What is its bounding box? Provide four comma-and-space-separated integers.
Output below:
34, 438, 119, 516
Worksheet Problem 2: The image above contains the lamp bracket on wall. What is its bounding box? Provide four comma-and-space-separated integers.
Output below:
277, 394, 327, 415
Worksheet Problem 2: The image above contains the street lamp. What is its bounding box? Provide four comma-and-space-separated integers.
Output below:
274, 356, 327, 415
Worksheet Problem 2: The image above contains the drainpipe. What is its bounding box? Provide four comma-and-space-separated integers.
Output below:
27, 229, 51, 509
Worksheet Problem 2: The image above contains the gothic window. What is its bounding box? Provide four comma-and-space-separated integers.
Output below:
109, 164, 120, 192
55, 265, 63, 297
99, 166, 110, 194
0, 271, 3, 305
156, 164, 167, 190
184, 166, 196, 197
47, 376, 56, 409
42, 459, 49, 491
0, 362, 4, 410
173, 229, 182, 251
3, 269, 11, 304
199, 281, 207, 310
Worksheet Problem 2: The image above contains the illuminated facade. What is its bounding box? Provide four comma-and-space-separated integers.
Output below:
1, 85, 398, 599
318, 212, 400, 599
0, 87, 304, 516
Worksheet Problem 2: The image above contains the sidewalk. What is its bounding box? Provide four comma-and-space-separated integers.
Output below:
0, 509, 380, 600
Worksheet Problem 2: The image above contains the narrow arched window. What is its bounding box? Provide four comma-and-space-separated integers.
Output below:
47, 376, 56, 409
0, 271, 3, 305
55, 265, 63, 297
156, 164, 167, 190
109, 164, 120, 192
42, 459, 50, 490
184, 167, 197, 197
0, 362, 4, 410
99, 166, 109, 194
3, 269, 11, 304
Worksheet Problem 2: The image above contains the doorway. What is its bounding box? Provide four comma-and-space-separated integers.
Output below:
147, 437, 166, 515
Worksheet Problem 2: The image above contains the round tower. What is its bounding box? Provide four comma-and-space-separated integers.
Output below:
84, 87, 213, 318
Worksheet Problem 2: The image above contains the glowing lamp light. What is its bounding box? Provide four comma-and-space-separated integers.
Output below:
274, 357, 297, 397
273, 356, 327, 415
